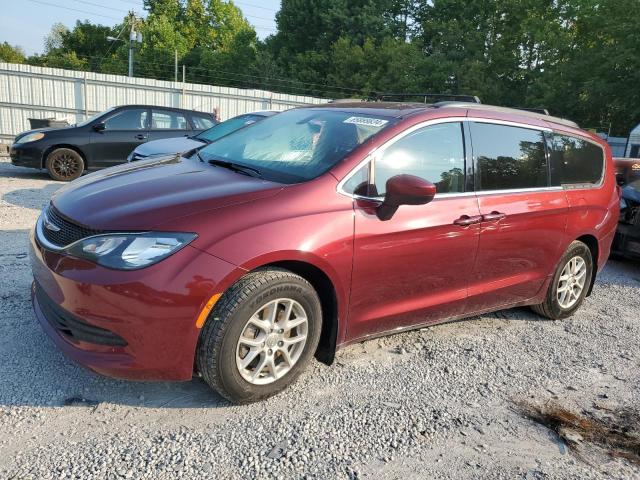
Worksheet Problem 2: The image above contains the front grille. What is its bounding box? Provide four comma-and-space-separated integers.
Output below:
42, 205, 104, 247
35, 283, 127, 347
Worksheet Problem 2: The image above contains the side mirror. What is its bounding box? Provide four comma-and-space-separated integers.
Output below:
377, 174, 436, 221
93, 122, 106, 132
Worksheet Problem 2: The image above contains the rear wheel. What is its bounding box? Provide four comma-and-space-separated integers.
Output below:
45, 148, 84, 181
531, 241, 593, 320
196, 268, 322, 404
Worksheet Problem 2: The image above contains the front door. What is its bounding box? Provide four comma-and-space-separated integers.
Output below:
347, 121, 481, 340
90, 107, 150, 167
465, 121, 569, 312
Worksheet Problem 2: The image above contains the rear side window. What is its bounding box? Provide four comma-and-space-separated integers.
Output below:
471, 123, 547, 191
549, 134, 604, 185
373, 122, 466, 196
192, 115, 215, 130
151, 110, 187, 130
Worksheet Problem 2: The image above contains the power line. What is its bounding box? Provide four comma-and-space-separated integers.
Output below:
59, 53, 355, 97
71, 0, 133, 15
100, 16, 131, 62
26, 0, 124, 21
233, 0, 280, 14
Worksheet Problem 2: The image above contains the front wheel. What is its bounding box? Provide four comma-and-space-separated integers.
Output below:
531, 241, 593, 320
196, 268, 322, 404
45, 148, 84, 181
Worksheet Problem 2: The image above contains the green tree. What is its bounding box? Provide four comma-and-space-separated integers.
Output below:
0, 42, 26, 63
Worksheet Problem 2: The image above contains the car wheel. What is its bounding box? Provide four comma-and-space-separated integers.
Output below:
196, 268, 322, 404
531, 240, 593, 320
45, 148, 84, 181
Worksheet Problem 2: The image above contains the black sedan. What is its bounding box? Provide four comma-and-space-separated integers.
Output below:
10, 105, 217, 181
127, 111, 278, 162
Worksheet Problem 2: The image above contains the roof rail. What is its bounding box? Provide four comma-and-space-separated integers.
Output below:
433, 102, 579, 128
370, 93, 482, 104
515, 107, 550, 115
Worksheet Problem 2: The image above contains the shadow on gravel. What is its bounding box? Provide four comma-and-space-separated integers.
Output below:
2, 184, 62, 212
0, 163, 52, 181
518, 400, 640, 467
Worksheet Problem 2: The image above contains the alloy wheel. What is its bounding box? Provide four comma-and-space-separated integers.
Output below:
556, 255, 587, 309
51, 152, 81, 179
235, 298, 308, 385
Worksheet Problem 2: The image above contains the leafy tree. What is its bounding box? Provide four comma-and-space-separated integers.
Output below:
0, 42, 26, 63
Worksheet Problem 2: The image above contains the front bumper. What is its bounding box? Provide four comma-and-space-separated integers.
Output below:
10, 143, 43, 168
29, 227, 238, 381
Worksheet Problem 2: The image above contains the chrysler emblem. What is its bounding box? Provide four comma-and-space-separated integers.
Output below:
43, 213, 61, 232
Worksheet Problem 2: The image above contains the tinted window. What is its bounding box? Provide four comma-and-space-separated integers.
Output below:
472, 123, 548, 191
199, 109, 393, 183
151, 110, 187, 130
104, 109, 147, 130
192, 115, 215, 130
549, 134, 604, 185
373, 122, 465, 196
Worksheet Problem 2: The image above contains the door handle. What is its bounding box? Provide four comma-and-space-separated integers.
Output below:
135, 134, 148, 140
453, 215, 483, 226
482, 211, 506, 222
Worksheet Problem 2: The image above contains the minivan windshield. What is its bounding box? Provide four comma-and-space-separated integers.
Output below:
198, 108, 395, 183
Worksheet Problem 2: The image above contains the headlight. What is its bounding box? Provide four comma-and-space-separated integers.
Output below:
66, 232, 197, 270
16, 132, 45, 144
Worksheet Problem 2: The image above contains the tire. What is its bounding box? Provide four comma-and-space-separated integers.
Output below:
531, 241, 593, 320
45, 148, 84, 181
196, 268, 322, 404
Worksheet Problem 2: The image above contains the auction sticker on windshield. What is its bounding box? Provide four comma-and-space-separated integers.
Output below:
343, 116, 389, 127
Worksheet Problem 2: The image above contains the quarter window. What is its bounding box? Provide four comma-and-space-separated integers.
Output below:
104, 109, 148, 130
372, 122, 465, 196
549, 134, 604, 185
471, 123, 548, 191
151, 110, 188, 130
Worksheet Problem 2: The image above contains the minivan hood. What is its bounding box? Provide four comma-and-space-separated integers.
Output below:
133, 136, 206, 157
51, 156, 284, 230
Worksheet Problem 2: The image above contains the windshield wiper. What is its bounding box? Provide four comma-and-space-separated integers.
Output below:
206, 157, 262, 178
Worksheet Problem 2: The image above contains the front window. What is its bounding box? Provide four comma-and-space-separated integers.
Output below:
342, 122, 466, 197
198, 109, 395, 183
104, 109, 148, 131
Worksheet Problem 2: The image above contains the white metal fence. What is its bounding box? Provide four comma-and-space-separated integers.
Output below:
0, 62, 327, 145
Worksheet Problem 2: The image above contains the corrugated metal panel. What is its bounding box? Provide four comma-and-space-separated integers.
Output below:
0, 62, 328, 143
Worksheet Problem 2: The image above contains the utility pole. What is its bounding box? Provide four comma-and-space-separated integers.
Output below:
107, 12, 142, 78
174, 49, 178, 82
128, 12, 142, 77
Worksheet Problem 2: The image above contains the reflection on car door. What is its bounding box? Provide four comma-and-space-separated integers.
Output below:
90, 108, 150, 167
146, 109, 190, 143
347, 121, 481, 340
465, 122, 569, 312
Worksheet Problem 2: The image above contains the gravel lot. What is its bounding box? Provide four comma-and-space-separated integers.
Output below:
0, 157, 639, 479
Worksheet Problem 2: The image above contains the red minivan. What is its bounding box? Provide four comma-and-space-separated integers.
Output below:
30, 102, 619, 403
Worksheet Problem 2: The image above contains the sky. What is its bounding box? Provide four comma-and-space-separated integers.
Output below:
0, 0, 281, 56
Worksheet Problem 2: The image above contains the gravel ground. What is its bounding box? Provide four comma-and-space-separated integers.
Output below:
0, 157, 639, 479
